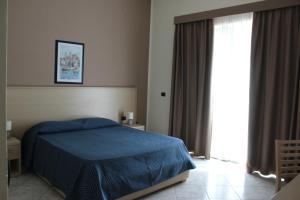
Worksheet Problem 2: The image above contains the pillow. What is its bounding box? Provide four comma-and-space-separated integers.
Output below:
76, 118, 119, 130
38, 118, 119, 134
39, 121, 82, 134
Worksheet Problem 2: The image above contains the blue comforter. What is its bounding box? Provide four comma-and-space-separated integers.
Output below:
22, 118, 195, 200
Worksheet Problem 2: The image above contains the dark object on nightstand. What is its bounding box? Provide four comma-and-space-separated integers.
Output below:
8, 162, 10, 185
121, 116, 126, 121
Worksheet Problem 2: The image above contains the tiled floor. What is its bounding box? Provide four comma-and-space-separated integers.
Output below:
9, 158, 277, 200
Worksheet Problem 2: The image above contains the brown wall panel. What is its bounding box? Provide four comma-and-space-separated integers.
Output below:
7, 0, 150, 124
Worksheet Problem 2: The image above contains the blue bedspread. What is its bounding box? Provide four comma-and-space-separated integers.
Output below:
22, 118, 195, 200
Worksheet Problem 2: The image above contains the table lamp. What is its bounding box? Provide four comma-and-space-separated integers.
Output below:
6, 120, 12, 138
126, 112, 134, 125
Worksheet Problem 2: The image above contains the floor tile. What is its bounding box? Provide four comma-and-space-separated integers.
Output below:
233, 186, 276, 200
141, 187, 176, 200
206, 186, 241, 200
174, 183, 208, 199
9, 178, 49, 200
40, 188, 64, 200
9, 173, 35, 188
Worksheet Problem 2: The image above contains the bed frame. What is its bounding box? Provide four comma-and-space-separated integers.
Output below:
118, 171, 189, 200
39, 171, 189, 200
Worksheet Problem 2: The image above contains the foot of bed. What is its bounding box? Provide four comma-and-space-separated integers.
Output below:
117, 171, 190, 200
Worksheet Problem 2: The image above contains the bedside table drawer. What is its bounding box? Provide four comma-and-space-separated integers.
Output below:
8, 145, 20, 160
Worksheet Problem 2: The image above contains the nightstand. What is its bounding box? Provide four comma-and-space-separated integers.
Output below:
7, 137, 21, 177
125, 124, 145, 131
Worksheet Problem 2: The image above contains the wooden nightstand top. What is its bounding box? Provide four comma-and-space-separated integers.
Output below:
124, 124, 145, 131
7, 137, 20, 146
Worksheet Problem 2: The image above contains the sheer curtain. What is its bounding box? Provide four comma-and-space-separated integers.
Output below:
210, 13, 253, 163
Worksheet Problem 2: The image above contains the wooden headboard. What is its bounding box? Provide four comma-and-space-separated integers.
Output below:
7, 87, 137, 139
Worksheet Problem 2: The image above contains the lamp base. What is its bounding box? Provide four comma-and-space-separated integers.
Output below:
128, 119, 133, 126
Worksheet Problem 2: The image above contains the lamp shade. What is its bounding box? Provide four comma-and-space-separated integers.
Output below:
126, 112, 134, 120
6, 120, 12, 131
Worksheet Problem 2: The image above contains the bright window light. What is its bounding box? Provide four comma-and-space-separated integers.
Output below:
210, 13, 253, 164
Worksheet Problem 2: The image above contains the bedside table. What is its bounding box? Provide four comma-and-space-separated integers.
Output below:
124, 124, 145, 131
7, 137, 21, 177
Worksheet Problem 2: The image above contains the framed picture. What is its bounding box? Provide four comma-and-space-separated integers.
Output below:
55, 40, 84, 84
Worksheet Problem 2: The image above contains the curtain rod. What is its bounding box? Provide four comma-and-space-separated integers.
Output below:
174, 0, 300, 24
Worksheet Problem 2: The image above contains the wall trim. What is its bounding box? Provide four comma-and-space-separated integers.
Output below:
174, 0, 300, 24
7, 85, 136, 88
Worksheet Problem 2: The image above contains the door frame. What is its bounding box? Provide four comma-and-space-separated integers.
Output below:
0, 0, 8, 199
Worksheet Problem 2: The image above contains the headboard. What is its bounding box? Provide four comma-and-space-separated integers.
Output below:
7, 87, 137, 139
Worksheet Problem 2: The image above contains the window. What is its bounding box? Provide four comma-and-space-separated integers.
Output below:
210, 13, 253, 163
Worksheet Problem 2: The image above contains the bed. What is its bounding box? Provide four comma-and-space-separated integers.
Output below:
22, 118, 195, 200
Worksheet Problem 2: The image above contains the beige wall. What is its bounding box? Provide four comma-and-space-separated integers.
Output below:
147, 0, 263, 134
7, 0, 150, 124
0, 0, 7, 198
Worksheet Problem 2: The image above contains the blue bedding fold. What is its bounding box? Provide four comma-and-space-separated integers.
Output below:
22, 118, 195, 200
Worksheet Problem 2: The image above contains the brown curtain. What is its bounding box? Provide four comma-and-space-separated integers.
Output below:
248, 6, 300, 174
169, 20, 213, 158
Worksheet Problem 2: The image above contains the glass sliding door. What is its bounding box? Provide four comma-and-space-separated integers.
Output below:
210, 13, 253, 164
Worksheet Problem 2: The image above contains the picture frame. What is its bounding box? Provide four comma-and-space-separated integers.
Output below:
55, 40, 85, 84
